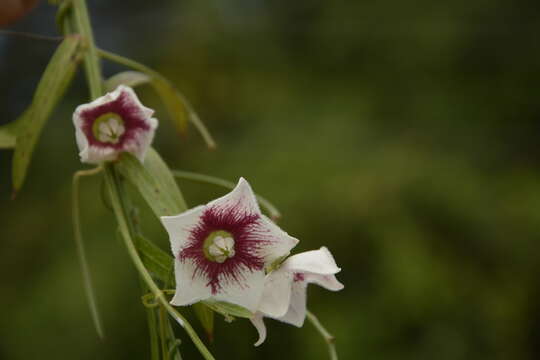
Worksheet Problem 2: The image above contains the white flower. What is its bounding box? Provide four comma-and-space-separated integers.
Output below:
251, 247, 344, 346
73, 85, 158, 164
160, 178, 299, 312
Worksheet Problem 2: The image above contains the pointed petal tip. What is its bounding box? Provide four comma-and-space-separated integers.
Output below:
250, 314, 267, 347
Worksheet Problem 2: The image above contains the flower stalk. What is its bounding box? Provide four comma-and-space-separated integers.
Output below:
66, 2, 215, 358
306, 310, 338, 360
103, 165, 215, 360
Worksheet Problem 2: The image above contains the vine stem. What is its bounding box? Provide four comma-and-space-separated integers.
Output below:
68, 2, 214, 358
306, 310, 338, 360
171, 170, 281, 220
103, 165, 216, 360
72, 166, 104, 339
71, 0, 102, 99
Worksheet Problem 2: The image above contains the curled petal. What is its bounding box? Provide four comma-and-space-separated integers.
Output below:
276, 281, 308, 327
282, 246, 340, 275
304, 273, 344, 291
257, 267, 293, 318
250, 313, 267, 347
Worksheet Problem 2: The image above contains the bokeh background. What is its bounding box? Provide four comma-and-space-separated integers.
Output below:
1, 0, 540, 359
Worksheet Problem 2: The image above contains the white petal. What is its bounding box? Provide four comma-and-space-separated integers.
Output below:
125, 116, 158, 162
83, 146, 118, 164
207, 177, 261, 216
250, 313, 267, 346
72, 85, 158, 164
213, 268, 265, 312
254, 215, 299, 264
276, 280, 308, 327
257, 267, 293, 318
282, 246, 340, 275
74, 125, 90, 162
160, 205, 205, 256
304, 273, 344, 291
116, 85, 155, 119
170, 259, 212, 306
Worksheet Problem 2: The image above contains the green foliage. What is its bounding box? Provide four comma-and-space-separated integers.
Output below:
104, 71, 151, 92
11, 35, 82, 192
115, 149, 185, 217
0, 122, 17, 148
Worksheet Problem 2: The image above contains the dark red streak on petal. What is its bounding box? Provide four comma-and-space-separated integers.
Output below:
179, 203, 268, 294
80, 90, 150, 149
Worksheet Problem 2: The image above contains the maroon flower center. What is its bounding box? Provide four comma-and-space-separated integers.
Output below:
179, 204, 267, 294
80, 90, 150, 149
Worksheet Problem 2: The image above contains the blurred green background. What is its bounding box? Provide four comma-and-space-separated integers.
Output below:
2, 0, 540, 359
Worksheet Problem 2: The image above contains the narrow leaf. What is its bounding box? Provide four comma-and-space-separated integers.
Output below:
193, 303, 214, 341
151, 78, 216, 148
0, 122, 17, 149
97, 49, 216, 148
203, 300, 254, 319
145, 148, 187, 212
116, 152, 181, 217
104, 71, 151, 92
135, 234, 174, 284
12, 35, 82, 192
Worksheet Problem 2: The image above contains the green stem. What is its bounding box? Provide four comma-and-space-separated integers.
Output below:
72, 166, 104, 339
159, 306, 170, 360
171, 170, 282, 220
71, 0, 102, 99
146, 295, 160, 360
306, 310, 338, 360
104, 165, 215, 360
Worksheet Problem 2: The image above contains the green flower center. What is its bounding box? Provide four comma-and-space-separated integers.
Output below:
203, 230, 236, 263
92, 112, 125, 144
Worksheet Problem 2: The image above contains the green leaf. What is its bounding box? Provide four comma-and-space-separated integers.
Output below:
203, 300, 254, 319
144, 148, 187, 212
193, 303, 214, 340
0, 122, 18, 149
97, 49, 216, 149
150, 78, 216, 148
135, 234, 174, 284
116, 150, 184, 217
149, 77, 190, 135
12, 35, 82, 192
104, 71, 151, 92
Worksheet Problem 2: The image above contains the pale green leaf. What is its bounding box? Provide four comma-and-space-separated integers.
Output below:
104, 71, 151, 92
0, 122, 18, 149
12, 35, 82, 192
116, 153, 179, 217
135, 234, 174, 284
193, 303, 214, 340
116, 149, 186, 217
203, 300, 254, 319
144, 148, 187, 212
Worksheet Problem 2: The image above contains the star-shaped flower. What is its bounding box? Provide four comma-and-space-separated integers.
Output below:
250, 247, 344, 346
161, 178, 299, 312
73, 85, 158, 164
